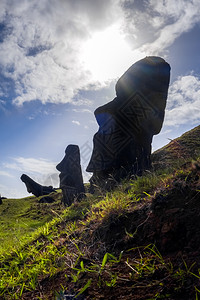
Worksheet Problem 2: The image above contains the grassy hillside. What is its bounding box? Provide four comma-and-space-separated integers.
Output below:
0, 125, 200, 299
0, 191, 63, 255
152, 125, 200, 169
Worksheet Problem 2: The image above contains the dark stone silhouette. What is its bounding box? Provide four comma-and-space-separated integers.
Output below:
86, 56, 171, 191
39, 196, 55, 203
0, 195, 6, 204
21, 174, 55, 197
56, 145, 85, 206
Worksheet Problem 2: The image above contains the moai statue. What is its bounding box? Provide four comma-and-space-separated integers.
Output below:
86, 56, 171, 191
56, 145, 85, 206
21, 174, 55, 197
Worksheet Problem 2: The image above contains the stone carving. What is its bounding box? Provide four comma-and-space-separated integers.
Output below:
21, 174, 55, 197
56, 145, 85, 206
86, 56, 171, 191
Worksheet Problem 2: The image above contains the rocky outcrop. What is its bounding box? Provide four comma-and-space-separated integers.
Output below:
56, 145, 85, 206
20, 174, 55, 197
87, 56, 170, 191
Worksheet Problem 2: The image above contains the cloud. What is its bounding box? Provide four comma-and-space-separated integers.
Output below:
159, 129, 173, 135
164, 74, 200, 126
72, 120, 81, 126
4, 157, 57, 175
0, 183, 23, 199
72, 108, 92, 114
0, 170, 13, 178
122, 0, 200, 55
1, 0, 200, 106
143, 0, 200, 54
3, 156, 60, 190
0, 99, 5, 108
0, 0, 123, 106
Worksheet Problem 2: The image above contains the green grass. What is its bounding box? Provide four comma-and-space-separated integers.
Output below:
0, 196, 96, 298
0, 170, 200, 299
0, 192, 64, 255
0, 169, 188, 298
0, 125, 200, 299
151, 125, 200, 170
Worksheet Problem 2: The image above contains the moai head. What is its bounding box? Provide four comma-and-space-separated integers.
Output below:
86, 57, 170, 191
56, 145, 85, 206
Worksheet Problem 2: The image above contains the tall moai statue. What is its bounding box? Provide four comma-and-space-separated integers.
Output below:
86, 56, 171, 191
56, 145, 85, 206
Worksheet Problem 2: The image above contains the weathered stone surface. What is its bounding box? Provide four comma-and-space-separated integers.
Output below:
56, 145, 85, 206
21, 174, 55, 197
87, 56, 170, 191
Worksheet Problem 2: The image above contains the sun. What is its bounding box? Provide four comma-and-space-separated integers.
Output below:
81, 24, 140, 82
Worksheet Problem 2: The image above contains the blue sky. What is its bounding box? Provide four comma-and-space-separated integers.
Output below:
0, 0, 200, 198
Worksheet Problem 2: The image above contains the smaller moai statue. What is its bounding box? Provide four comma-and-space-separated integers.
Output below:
21, 174, 55, 197
56, 145, 85, 206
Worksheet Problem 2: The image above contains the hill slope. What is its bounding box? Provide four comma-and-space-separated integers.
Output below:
152, 125, 200, 169
0, 191, 63, 255
0, 125, 200, 299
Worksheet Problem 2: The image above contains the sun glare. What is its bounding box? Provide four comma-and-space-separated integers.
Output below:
81, 24, 140, 82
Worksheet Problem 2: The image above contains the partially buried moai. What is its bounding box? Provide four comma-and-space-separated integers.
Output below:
86, 56, 171, 192
21, 174, 55, 197
56, 145, 85, 206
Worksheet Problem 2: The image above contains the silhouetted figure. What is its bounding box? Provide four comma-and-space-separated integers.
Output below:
86, 56, 171, 192
56, 145, 85, 206
21, 174, 55, 197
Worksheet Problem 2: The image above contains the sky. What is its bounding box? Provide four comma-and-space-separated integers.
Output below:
0, 0, 200, 198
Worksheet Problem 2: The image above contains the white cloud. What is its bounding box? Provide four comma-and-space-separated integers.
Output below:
27, 116, 35, 120
159, 129, 172, 135
0, 170, 13, 178
0, 0, 124, 106
149, 0, 200, 53
164, 74, 200, 126
72, 108, 92, 114
122, 0, 200, 55
1, 0, 200, 106
1, 157, 60, 197
0, 183, 24, 199
4, 157, 57, 175
0, 99, 8, 113
72, 120, 81, 126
